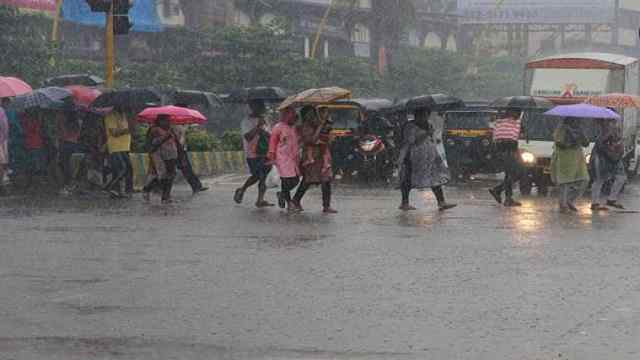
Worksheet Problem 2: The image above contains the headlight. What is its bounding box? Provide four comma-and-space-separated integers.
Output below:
521, 152, 536, 164
585, 154, 591, 163
359, 140, 377, 152
446, 139, 456, 146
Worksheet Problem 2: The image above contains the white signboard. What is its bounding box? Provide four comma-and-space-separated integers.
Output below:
530, 69, 610, 98
458, 0, 615, 24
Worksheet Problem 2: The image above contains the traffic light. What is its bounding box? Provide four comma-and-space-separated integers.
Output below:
113, 0, 132, 35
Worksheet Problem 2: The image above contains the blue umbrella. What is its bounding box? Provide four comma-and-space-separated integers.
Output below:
544, 103, 621, 120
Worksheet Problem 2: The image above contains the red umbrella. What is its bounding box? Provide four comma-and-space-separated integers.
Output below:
0, 77, 32, 98
65, 85, 102, 109
137, 105, 207, 125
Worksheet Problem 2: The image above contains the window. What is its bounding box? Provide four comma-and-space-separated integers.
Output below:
351, 23, 370, 43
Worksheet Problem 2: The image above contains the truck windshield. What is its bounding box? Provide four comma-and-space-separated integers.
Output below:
445, 112, 494, 129
521, 111, 598, 142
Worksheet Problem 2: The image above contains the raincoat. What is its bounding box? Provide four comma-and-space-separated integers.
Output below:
398, 121, 449, 189
551, 123, 589, 185
267, 113, 300, 178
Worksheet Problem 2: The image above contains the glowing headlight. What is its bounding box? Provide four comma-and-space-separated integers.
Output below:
359, 140, 377, 152
585, 154, 591, 163
521, 152, 536, 164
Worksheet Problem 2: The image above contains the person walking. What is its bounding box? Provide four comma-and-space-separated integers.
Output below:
267, 108, 301, 213
551, 118, 590, 213
235, 101, 274, 207
590, 119, 626, 211
58, 110, 84, 195
20, 109, 47, 192
143, 115, 178, 204
103, 107, 133, 198
398, 108, 456, 211
489, 109, 524, 207
291, 106, 337, 214
0, 105, 9, 196
172, 124, 209, 194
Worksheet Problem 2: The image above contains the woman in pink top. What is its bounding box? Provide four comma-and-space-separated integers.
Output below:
268, 108, 301, 212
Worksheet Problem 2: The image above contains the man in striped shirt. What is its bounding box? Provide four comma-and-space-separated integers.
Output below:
489, 110, 523, 207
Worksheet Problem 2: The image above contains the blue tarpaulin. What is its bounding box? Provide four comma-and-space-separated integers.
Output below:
62, 0, 164, 32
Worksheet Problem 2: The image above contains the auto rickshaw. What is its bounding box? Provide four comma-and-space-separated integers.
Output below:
326, 98, 395, 183
443, 102, 499, 181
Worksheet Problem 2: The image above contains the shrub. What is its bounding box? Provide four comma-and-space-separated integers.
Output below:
186, 128, 220, 152
220, 129, 243, 151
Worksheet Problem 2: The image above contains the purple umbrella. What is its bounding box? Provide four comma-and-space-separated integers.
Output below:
543, 103, 621, 120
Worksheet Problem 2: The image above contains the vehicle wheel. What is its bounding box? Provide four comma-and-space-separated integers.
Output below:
519, 178, 532, 196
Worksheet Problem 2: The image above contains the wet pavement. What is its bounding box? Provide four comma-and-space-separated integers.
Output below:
1, 175, 640, 359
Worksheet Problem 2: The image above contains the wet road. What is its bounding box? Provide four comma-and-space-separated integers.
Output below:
1, 176, 640, 359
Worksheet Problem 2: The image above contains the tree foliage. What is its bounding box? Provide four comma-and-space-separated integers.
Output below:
1, 7, 522, 102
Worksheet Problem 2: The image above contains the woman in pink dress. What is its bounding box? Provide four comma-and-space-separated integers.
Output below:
267, 108, 301, 212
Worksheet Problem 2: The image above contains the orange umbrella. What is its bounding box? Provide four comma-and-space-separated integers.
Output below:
277, 87, 351, 111
585, 93, 640, 108
65, 85, 102, 109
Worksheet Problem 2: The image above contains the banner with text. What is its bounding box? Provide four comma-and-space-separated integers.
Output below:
458, 0, 615, 24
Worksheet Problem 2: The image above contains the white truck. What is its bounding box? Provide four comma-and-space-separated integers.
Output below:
519, 52, 640, 195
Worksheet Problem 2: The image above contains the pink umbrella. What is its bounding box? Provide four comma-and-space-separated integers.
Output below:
65, 85, 102, 109
0, 77, 32, 98
137, 105, 207, 125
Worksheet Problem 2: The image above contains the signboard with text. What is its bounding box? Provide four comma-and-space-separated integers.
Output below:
458, 0, 615, 24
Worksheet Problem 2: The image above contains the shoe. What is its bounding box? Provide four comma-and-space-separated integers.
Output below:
291, 201, 304, 212
256, 200, 275, 208
277, 192, 286, 209
234, 188, 244, 204
161, 198, 173, 204
195, 187, 209, 194
287, 205, 302, 214
399, 204, 417, 211
323, 207, 338, 214
438, 203, 458, 211
504, 199, 522, 207
488, 188, 502, 204
606, 200, 625, 210
109, 190, 124, 199
591, 203, 608, 211
567, 204, 579, 212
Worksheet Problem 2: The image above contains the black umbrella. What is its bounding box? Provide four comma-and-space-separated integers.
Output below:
170, 90, 223, 109
226, 87, 288, 103
44, 74, 105, 87
91, 88, 163, 110
489, 96, 554, 110
10, 87, 73, 111
394, 94, 465, 112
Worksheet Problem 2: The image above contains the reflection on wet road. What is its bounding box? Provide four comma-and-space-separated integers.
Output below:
1, 177, 640, 359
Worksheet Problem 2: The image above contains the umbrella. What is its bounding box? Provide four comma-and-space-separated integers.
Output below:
277, 87, 351, 111
92, 88, 163, 110
10, 87, 72, 111
44, 74, 105, 87
137, 106, 207, 125
0, 77, 32, 98
66, 85, 102, 109
544, 104, 621, 120
490, 96, 554, 110
585, 93, 640, 108
227, 87, 288, 103
170, 90, 223, 108
394, 94, 464, 112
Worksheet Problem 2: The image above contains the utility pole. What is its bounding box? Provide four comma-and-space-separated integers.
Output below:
311, 0, 334, 59
105, 3, 115, 88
